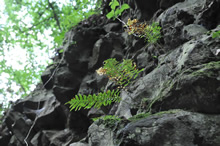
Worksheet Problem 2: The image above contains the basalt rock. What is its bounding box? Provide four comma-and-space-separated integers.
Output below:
1, 0, 220, 145
86, 110, 220, 146
116, 110, 220, 146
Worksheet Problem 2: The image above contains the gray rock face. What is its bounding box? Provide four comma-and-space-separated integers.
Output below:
117, 110, 220, 146
158, 0, 220, 49
88, 32, 125, 70
1, 0, 220, 145
88, 123, 115, 146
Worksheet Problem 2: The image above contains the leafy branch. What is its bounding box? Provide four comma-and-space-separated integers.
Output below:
106, 0, 162, 45
106, 0, 130, 19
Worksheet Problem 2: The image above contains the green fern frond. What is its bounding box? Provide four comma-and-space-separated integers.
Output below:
66, 90, 121, 111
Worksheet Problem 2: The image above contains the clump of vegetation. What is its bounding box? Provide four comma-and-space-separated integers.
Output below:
212, 30, 220, 38
125, 19, 161, 44
93, 115, 121, 128
128, 109, 181, 122
128, 112, 151, 122
106, 0, 130, 19
106, 0, 162, 44
98, 58, 144, 88
67, 58, 143, 111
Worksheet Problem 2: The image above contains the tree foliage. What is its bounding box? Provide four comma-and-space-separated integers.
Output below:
0, 0, 102, 112
106, 0, 130, 19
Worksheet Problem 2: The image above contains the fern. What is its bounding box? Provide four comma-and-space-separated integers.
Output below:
67, 58, 143, 111
103, 58, 144, 88
66, 89, 121, 111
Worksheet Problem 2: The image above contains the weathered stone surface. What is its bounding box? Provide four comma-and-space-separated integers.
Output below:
126, 0, 159, 21
70, 142, 88, 146
158, 0, 220, 49
87, 110, 220, 146
88, 123, 115, 146
0, 124, 11, 146
64, 27, 105, 74
41, 64, 55, 90
115, 91, 133, 119
31, 129, 76, 146
53, 66, 81, 104
103, 22, 121, 32
182, 24, 208, 40
88, 32, 125, 70
8, 135, 23, 146
0, 88, 69, 145
152, 61, 220, 114
159, 0, 185, 10
117, 110, 220, 146
67, 111, 90, 134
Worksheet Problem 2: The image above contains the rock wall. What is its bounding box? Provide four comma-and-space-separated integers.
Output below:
0, 0, 220, 145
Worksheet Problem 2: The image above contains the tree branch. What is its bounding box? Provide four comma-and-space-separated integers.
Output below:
47, 0, 62, 32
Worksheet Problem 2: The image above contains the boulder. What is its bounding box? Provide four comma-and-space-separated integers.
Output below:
117, 110, 220, 146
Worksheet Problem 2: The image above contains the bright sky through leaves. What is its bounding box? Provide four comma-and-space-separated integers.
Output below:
0, 0, 53, 107
0, 0, 101, 115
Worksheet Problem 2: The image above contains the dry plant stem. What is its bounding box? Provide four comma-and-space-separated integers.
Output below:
24, 54, 65, 146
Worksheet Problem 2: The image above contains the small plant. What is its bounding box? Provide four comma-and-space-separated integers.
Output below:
125, 19, 161, 44
92, 115, 120, 122
128, 110, 180, 122
106, 0, 130, 19
212, 30, 220, 39
92, 115, 121, 128
67, 58, 143, 111
105, 0, 161, 45
97, 58, 144, 88
128, 112, 151, 122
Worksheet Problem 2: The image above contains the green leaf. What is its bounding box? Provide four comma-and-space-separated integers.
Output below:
106, 0, 130, 19
120, 4, 130, 11
59, 49, 64, 53
109, 0, 119, 10
212, 31, 220, 38
106, 10, 115, 19
114, 9, 120, 17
